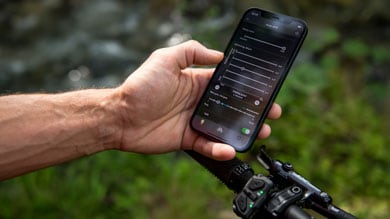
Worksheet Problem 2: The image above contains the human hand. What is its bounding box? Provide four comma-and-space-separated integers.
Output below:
113, 40, 281, 160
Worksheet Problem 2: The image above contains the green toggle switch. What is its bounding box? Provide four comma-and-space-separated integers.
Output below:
241, 128, 251, 135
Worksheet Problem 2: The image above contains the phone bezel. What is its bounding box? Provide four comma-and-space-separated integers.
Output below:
190, 8, 308, 152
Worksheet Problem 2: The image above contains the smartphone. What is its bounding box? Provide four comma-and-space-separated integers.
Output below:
190, 8, 307, 152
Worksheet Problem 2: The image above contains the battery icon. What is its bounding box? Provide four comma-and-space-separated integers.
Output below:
241, 128, 251, 135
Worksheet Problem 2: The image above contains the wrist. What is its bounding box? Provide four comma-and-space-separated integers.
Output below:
61, 88, 125, 152
94, 88, 125, 151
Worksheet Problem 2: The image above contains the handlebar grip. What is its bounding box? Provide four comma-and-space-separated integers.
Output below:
327, 205, 357, 219
184, 150, 253, 193
311, 202, 357, 219
284, 205, 315, 219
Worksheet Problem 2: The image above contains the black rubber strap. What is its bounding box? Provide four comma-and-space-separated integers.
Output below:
185, 150, 254, 193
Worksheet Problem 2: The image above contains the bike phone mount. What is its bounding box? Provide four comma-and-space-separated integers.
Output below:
185, 145, 357, 219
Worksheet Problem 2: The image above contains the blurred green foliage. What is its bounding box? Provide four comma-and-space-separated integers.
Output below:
0, 152, 231, 218
0, 1, 389, 219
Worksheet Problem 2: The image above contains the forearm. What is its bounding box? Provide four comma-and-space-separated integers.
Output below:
0, 89, 122, 180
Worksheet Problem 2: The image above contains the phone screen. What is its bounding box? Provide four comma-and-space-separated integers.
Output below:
191, 8, 307, 151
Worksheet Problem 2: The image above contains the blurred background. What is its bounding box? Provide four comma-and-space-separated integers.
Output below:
0, 0, 388, 218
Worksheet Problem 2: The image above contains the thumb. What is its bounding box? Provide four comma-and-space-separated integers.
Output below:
172, 40, 224, 69
191, 136, 236, 161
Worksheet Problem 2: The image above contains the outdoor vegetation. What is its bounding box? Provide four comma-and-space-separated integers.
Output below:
0, 0, 388, 218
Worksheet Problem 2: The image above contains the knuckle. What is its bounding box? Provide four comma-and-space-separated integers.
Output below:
185, 39, 201, 48
150, 47, 169, 58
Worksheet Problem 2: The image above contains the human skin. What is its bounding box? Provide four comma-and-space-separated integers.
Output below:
0, 40, 281, 180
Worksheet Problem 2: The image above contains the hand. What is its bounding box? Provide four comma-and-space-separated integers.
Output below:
114, 40, 282, 160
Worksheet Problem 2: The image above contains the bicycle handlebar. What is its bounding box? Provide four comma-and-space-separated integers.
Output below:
184, 148, 357, 219
185, 150, 253, 193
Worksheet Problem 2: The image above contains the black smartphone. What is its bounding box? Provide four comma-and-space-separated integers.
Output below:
190, 8, 307, 152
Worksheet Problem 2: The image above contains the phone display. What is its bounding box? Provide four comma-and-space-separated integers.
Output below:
190, 8, 307, 151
